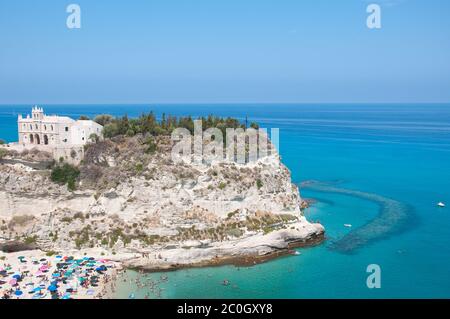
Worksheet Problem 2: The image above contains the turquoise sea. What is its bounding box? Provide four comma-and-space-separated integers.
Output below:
1, 104, 450, 298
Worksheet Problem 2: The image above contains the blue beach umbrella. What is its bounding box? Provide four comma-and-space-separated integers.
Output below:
15, 290, 23, 296
12, 274, 21, 279
48, 285, 57, 292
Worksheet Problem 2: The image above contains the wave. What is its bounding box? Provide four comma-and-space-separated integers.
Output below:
300, 181, 417, 254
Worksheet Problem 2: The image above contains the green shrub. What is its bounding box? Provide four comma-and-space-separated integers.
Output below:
93, 114, 113, 126
0, 148, 7, 159
73, 212, 84, 220
256, 179, 263, 189
24, 235, 38, 244
144, 137, 157, 154
135, 163, 144, 173
250, 122, 259, 129
89, 133, 100, 143
61, 217, 73, 223
218, 182, 227, 190
51, 163, 80, 191
98, 112, 247, 140
45, 251, 57, 257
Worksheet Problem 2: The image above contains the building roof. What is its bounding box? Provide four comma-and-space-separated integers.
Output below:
74, 120, 101, 126
43, 115, 75, 123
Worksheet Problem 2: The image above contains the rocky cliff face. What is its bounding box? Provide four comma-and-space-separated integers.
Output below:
0, 136, 324, 269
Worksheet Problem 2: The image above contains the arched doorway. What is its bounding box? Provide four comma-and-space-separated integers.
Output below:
35, 134, 40, 145
29, 134, 34, 144
44, 135, 49, 145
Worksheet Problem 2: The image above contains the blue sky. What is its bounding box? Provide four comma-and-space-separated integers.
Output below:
0, 0, 449, 104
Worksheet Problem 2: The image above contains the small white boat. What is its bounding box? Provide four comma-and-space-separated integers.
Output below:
438, 202, 445, 208
344, 224, 352, 228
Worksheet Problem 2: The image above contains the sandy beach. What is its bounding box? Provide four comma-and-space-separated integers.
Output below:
0, 249, 121, 299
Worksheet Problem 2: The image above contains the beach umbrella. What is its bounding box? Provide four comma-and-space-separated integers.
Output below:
15, 290, 23, 296
86, 289, 94, 295
48, 285, 57, 292
12, 274, 21, 280
52, 273, 60, 278
9, 279, 17, 286
33, 287, 42, 293
56, 256, 62, 259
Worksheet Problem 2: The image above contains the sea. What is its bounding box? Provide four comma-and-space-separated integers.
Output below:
1, 103, 450, 298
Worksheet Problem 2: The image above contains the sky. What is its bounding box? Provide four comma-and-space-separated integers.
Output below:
0, 0, 449, 104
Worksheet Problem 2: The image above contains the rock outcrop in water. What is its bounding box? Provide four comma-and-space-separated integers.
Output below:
0, 136, 324, 269
301, 181, 414, 253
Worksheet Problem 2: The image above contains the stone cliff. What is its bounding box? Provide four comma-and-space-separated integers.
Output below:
0, 135, 324, 269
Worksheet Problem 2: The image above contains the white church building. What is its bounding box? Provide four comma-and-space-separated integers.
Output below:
18, 106, 103, 147
1, 106, 105, 164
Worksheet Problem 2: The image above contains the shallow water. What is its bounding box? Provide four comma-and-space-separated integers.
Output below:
1, 103, 450, 298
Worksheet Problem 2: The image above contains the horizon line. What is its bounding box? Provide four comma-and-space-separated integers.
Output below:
1, 102, 450, 106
